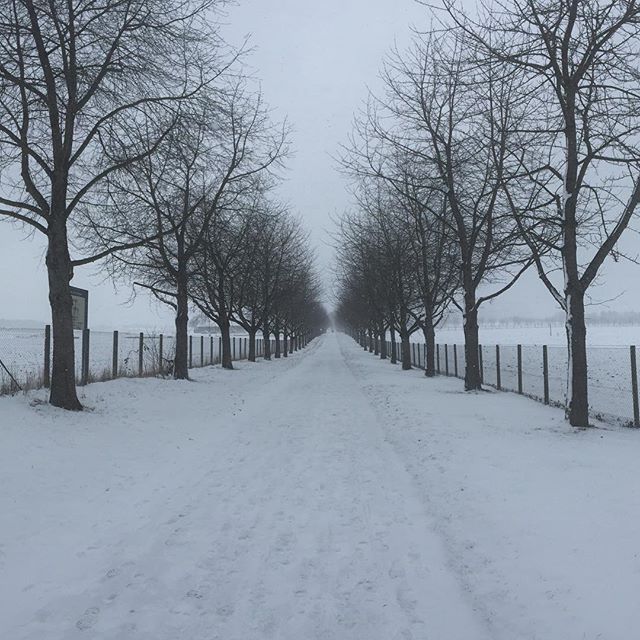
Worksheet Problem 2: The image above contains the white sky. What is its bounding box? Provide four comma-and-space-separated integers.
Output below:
1, 0, 639, 328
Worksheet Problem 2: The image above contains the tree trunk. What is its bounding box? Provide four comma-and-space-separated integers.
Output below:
274, 324, 281, 358
390, 325, 397, 364
463, 296, 482, 390
368, 327, 374, 353
401, 334, 412, 370
565, 290, 589, 426
263, 322, 271, 360
248, 328, 257, 362
423, 315, 436, 377
379, 330, 387, 360
46, 220, 82, 410
283, 330, 289, 357
219, 318, 233, 370
173, 267, 189, 380
374, 333, 379, 356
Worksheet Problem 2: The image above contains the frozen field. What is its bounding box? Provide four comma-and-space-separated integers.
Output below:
3, 324, 640, 425
395, 324, 640, 426
434, 323, 640, 347
0, 328, 255, 390
2, 333, 640, 640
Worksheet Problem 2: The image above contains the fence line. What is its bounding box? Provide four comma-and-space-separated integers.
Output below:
0, 327, 306, 397
354, 333, 640, 428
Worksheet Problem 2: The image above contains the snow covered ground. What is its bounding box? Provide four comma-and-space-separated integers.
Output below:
434, 323, 640, 347
2, 333, 640, 639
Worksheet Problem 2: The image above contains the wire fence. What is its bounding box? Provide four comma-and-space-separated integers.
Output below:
0, 326, 288, 396
360, 335, 640, 428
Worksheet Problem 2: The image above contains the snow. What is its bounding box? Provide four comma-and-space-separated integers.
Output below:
433, 323, 640, 347
2, 333, 640, 639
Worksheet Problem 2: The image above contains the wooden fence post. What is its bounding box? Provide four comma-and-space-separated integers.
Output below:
200, 335, 204, 367
81, 328, 90, 386
139, 332, 144, 376
543, 345, 549, 405
159, 334, 163, 374
445, 344, 449, 376
112, 330, 119, 379
453, 344, 458, 378
631, 346, 639, 427
189, 335, 193, 369
479, 345, 484, 384
210, 336, 214, 364
44, 324, 51, 388
517, 344, 523, 394
496, 345, 501, 390
436, 343, 440, 373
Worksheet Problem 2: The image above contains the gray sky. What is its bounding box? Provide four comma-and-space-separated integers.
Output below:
1, 0, 639, 327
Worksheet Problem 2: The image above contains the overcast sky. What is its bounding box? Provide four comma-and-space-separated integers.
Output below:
1, 0, 639, 328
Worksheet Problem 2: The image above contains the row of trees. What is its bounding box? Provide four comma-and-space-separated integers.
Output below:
0, 0, 326, 410
335, 0, 640, 428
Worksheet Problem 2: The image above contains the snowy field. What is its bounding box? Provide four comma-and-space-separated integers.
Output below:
0, 329, 255, 389
0, 329, 178, 386
434, 323, 640, 347
2, 333, 640, 639
3, 324, 639, 422
394, 324, 640, 425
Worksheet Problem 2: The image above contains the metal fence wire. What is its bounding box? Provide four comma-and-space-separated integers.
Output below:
359, 334, 640, 428
0, 327, 279, 396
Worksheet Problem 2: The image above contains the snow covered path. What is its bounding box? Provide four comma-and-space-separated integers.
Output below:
2, 333, 487, 640
5, 332, 640, 640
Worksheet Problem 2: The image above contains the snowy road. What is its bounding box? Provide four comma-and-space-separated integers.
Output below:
5, 332, 640, 639
2, 333, 487, 640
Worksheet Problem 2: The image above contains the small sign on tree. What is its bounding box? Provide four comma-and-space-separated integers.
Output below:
70, 287, 89, 331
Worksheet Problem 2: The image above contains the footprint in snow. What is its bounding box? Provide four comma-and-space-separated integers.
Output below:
76, 607, 100, 631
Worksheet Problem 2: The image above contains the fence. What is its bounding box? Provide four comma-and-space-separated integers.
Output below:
0, 327, 298, 396
357, 334, 640, 428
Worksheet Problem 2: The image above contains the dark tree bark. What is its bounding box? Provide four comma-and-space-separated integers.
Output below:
274, 324, 281, 358
463, 298, 481, 391
219, 317, 233, 370
566, 290, 589, 427
46, 218, 82, 410
263, 322, 272, 360
174, 269, 190, 379
423, 315, 436, 377
379, 329, 387, 360
400, 334, 412, 370
248, 328, 257, 362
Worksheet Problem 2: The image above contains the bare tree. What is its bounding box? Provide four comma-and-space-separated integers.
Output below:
375, 30, 532, 389
335, 202, 420, 369
0, 0, 223, 408
190, 189, 259, 370
445, 0, 640, 426
342, 125, 459, 376
231, 203, 273, 361
100, 85, 287, 379
255, 211, 306, 361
